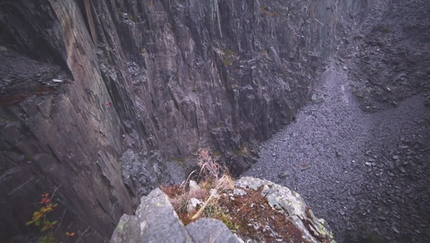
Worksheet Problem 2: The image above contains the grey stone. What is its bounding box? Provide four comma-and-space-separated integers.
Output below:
186, 218, 241, 243
1, 0, 429, 242
233, 188, 247, 196
110, 188, 193, 243
111, 179, 337, 243
236, 177, 336, 243
311, 93, 325, 104
278, 171, 290, 178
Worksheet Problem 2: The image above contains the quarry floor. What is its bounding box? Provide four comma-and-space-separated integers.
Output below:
243, 61, 430, 243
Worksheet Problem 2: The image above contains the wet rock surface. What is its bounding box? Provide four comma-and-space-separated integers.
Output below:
244, 1, 430, 242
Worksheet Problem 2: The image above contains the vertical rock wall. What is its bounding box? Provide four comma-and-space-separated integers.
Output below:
89, 0, 371, 172
0, 0, 135, 242
0, 0, 372, 241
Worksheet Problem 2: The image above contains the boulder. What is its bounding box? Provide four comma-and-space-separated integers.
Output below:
186, 218, 241, 243
236, 177, 336, 243
111, 178, 335, 243
110, 188, 193, 243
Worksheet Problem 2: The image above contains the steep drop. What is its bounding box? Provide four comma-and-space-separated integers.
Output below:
2, 0, 427, 242
244, 0, 430, 242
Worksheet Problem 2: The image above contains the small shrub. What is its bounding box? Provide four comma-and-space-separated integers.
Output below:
26, 192, 75, 243
222, 48, 235, 66
223, 49, 235, 56
163, 148, 328, 243
223, 57, 232, 66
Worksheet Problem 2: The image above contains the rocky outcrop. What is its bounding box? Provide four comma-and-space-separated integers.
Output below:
110, 188, 241, 243
110, 188, 195, 243
0, 0, 372, 241
110, 177, 336, 243
235, 177, 335, 243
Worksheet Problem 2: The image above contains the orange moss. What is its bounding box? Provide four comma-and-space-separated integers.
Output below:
161, 185, 184, 198
166, 182, 309, 243
163, 149, 315, 242
217, 187, 308, 243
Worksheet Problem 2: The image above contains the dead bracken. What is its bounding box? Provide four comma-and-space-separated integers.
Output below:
163, 181, 311, 243
162, 148, 312, 243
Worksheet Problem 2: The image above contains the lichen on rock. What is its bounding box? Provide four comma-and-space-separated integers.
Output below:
112, 177, 336, 243
236, 177, 336, 243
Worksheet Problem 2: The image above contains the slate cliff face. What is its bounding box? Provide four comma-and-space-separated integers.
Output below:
0, 0, 371, 241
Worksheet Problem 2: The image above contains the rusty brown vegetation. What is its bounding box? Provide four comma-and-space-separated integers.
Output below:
161, 148, 310, 243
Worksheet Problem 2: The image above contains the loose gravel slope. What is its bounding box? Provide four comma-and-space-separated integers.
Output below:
243, 63, 430, 243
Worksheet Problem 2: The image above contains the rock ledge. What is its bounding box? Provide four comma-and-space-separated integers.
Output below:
110, 177, 335, 243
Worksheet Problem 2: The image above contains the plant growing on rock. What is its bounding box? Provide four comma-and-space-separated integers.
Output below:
196, 148, 222, 180
26, 191, 75, 243
162, 148, 233, 222
162, 148, 331, 242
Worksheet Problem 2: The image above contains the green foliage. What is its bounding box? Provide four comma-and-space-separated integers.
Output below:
41, 220, 58, 232
39, 234, 55, 243
222, 48, 235, 66
223, 49, 235, 56
26, 193, 58, 229
26, 192, 75, 243
164, 148, 325, 242
223, 57, 232, 66
217, 213, 239, 231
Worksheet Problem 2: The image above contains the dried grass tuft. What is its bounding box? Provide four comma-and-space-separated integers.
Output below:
197, 148, 221, 180
215, 174, 234, 191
